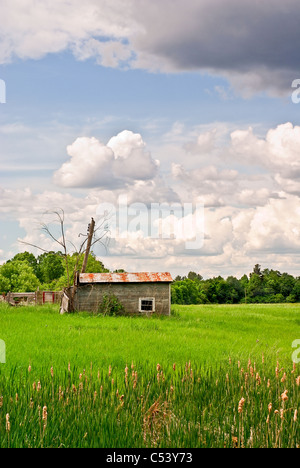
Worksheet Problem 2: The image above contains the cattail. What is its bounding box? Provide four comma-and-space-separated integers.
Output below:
267, 379, 271, 388
294, 409, 298, 422
50, 366, 54, 378
292, 362, 296, 374
268, 403, 272, 414
93, 391, 97, 402
281, 373, 286, 383
33, 382, 36, 391
5, 414, 10, 433
0, 396, 3, 408
238, 397, 245, 414
275, 362, 280, 378
173, 363, 176, 371
68, 361, 71, 372
281, 390, 288, 402
42, 406, 48, 431
157, 363, 161, 372
30, 398, 34, 409
42, 406, 47, 421
256, 373, 261, 386
37, 381, 41, 392
28, 365, 32, 373
280, 408, 284, 420
296, 376, 300, 386
15, 393, 19, 402
109, 365, 112, 377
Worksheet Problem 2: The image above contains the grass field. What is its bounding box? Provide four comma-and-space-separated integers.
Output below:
0, 303, 299, 447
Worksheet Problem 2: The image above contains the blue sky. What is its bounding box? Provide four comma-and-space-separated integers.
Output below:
1, 0, 300, 278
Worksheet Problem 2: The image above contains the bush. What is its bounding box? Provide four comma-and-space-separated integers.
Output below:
98, 294, 125, 316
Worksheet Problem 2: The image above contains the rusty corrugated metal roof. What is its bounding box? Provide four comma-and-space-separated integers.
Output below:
79, 272, 173, 284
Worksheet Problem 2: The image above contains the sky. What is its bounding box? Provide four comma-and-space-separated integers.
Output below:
1, 0, 300, 279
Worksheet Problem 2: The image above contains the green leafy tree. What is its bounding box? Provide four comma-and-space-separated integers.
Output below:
0, 261, 40, 293
37, 252, 65, 284
9, 252, 38, 274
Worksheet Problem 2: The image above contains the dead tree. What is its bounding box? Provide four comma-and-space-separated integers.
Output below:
19, 209, 110, 312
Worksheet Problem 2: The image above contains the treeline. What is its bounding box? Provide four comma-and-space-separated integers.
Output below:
1, 254, 300, 305
171, 265, 300, 304
0, 251, 109, 294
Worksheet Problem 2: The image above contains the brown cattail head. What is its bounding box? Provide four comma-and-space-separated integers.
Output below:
5, 414, 10, 433
281, 373, 287, 383
42, 406, 48, 422
268, 403, 272, 414
281, 390, 288, 402
238, 397, 246, 414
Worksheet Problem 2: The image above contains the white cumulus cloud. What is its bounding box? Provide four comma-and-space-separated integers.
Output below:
54, 130, 159, 188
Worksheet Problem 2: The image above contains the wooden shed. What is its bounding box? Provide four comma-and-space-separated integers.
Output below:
72, 272, 173, 315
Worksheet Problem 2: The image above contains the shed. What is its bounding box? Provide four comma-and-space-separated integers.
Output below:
73, 272, 173, 315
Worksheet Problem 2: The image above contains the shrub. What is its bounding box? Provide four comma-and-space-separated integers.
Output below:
98, 294, 125, 316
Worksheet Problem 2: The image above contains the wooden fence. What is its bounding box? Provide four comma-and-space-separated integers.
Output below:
4, 291, 63, 306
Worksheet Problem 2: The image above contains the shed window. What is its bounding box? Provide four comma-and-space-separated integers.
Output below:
139, 298, 155, 312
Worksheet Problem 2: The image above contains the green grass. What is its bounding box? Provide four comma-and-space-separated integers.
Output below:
0, 303, 299, 447
0, 303, 299, 372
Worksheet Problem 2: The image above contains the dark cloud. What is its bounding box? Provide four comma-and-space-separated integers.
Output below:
132, 0, 300, 95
